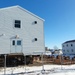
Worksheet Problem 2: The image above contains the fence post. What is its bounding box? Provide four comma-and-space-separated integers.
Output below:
4, 54, 6, 75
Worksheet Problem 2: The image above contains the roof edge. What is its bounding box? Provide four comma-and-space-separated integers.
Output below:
63, 40, 75, 44
0, 5, 45, 21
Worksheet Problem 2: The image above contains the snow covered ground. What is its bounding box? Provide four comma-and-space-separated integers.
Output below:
0, 64, 75, 75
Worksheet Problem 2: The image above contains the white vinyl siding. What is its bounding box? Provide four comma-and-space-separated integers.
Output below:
0, 6, 45, 55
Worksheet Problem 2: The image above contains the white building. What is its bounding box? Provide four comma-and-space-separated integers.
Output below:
54, 49, 62, 55
0, 5, 45, 55
62, 40, 75, 55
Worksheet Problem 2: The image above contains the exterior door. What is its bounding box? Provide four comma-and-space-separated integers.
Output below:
10, 39, 22, 53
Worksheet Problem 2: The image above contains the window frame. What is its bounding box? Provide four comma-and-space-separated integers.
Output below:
14, 20, 21, 28
12, 40, 15, 46
71, 44, 73, 47
17, 40, 22, 45
67, 50, 69, 52
11, 39, 22, 46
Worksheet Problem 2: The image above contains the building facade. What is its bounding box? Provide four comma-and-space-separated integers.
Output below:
0, 5, 45, 55
62, 40, 75, 55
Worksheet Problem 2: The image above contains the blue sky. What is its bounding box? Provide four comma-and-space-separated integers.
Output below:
0, 0, 75, 49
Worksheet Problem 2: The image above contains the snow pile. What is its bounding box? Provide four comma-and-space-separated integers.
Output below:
0, 64, 75, 75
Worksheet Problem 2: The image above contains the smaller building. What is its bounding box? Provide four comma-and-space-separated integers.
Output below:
54, 49, 62, 55
44, 51, 52, 56
62, 40, 75, 55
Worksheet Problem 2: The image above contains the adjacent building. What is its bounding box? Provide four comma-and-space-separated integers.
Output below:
62, 40, 75, 55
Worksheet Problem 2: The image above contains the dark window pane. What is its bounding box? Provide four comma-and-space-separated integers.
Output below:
17, 40, 21, 45
15, 20, 21, 24
34, 21, 37, 24
12, 40, 15, 45
15, 20, 21, 28
35, 38, 37, 41
66, 44, 68, 47
71, 44, 73, 46
15, 24, 20, 28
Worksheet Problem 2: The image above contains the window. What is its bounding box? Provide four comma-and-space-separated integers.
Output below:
66, 44, 68, 47
34, 21, 37, 24
63, 50, 65, 52
12, 40, 15, 45
67, 50, 69, 52
35, 38, 37, 41
71, 49, 73, 52
71, 44, 73, 46
17, 40, 21, 45
14, 20, 21, 28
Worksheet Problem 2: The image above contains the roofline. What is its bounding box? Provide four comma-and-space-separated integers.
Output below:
62, 40, 75, 44
0, 5, 45, 21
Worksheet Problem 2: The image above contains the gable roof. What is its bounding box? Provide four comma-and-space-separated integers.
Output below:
0, 5, 45, 21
